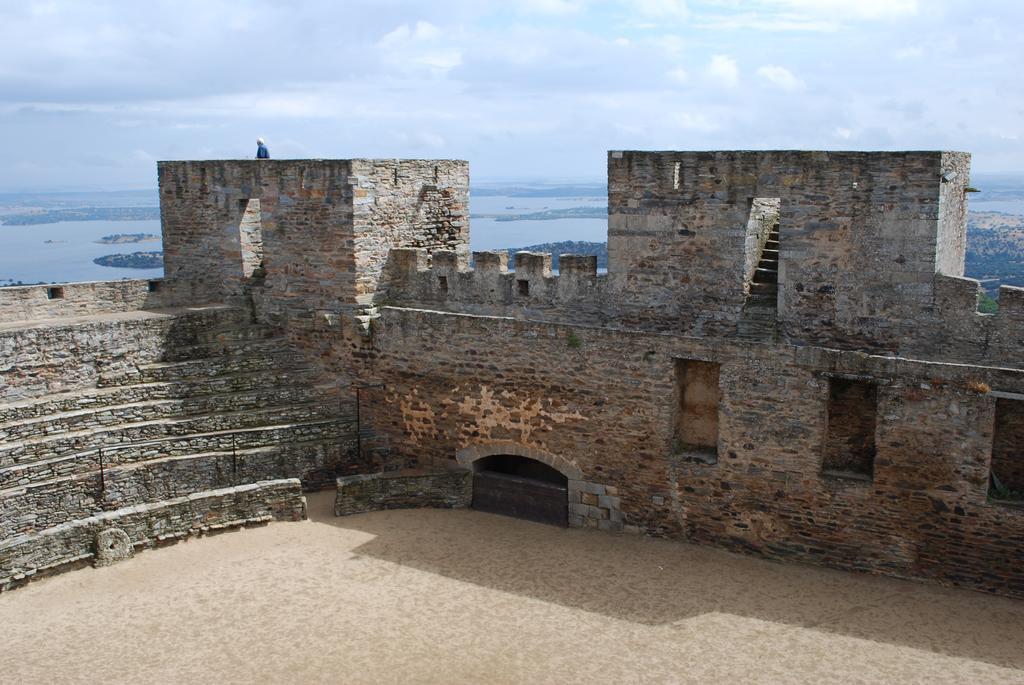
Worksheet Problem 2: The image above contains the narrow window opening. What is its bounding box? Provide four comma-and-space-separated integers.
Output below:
438, 275, 448, 294
823, 378, 877, 481
744, 198, 781, 295
46, 286, 64, 300
393, 165, 400, 186
673, 359, 721, 461
740, 198, 782, 335
990, 397, 1024, 502
517, 279, 530, 296
238, 199, 264, 278
147, 280, 161, 293
672, 161, 681, 190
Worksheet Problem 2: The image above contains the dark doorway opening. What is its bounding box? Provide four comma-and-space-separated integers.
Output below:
471, 455, 568, 526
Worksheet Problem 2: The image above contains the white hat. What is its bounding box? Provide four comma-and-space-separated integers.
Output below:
257, 138, 265, 145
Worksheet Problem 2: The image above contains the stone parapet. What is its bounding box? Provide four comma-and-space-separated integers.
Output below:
0, 279, 169, 324
0, 479, 306, 592
334, 468, 472, 516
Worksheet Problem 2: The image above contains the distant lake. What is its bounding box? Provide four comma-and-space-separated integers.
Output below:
970, 200, 1024, 215
469, 194, 607, 251
0, 219, 162, 285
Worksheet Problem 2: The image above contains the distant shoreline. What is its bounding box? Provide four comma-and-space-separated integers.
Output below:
1, 207, 160, 226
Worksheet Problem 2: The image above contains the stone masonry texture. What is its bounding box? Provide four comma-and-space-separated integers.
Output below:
334, 468, 472, 516
1, 152, 1022, 600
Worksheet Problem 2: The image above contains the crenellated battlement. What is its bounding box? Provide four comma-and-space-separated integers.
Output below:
386, 247, 614, 324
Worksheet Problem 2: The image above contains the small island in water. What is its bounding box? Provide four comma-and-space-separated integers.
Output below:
96, 233, 160, 245
93, 251, 163, 269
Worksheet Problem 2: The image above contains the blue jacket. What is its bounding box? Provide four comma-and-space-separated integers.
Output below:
256, 144, 269, 159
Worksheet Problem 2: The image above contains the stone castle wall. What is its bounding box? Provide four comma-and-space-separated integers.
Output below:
365, 305, 1024, 596
0, 279, 168, 324
158, 159, 468, 322
2, 151, 1022, 599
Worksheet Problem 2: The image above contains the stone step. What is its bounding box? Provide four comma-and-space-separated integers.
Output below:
753, 268, 778, 283
0, 418, 356, 490
114, 349, 311, 385
736, 321, 779, 340
0, 403, 346, 471
0, 440, 352, 539
760, 248, 779, 257
0, 384, 349, 443
158, 335, 292, 363
741, 308, 777, 321
764, 239, 779, 249
0, 368, 324, 425
750, 282, 778, 295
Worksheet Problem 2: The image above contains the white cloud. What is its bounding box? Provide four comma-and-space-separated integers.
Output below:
673, 110, 720, 132
706, 54, 739, 87
756, 65, 803, 91
894, 45, 924, 60
0, 0, 1023, 187
377, 21, 462, 75
379, 21, 442, 47
519, 0, 587, 14
694, 0, 918, 32
667, 67, 689, 84
623, 0, 689, 20
762, 0, 918, 21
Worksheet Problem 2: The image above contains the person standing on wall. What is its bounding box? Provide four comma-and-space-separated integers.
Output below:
256, 138, 270, 159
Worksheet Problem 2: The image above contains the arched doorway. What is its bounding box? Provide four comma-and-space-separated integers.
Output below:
471, 454, 568, 526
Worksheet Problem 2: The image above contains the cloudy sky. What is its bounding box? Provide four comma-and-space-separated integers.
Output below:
0, 0, 1021, 189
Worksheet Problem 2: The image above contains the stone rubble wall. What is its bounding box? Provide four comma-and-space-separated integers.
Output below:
380, 152, 1020, 368
0, 303, 361, 590
351, 159, 469, 305
609, 150, 965, 348
385, 249, 1023, 368
334, 468, 472, 516
1, 442, 340, 539
0, 304, 250, 402
0, 279, 170, 324
1, 418, 352, 491
365, 305, 1024, 597
157, 159, 469, 326
0, 479, 306, 592
3, 150, 1020, 599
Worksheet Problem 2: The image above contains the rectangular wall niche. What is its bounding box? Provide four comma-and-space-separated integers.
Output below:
238, 198, 264, 278
674, 359, 721, 460
822, 378, 877, 480
990, 397, 1024, 499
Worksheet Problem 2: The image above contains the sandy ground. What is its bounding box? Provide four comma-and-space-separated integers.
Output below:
1, 492, 1023, 685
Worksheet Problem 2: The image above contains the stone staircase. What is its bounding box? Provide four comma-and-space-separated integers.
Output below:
0, 309, 358, 545
738, 223, 780, 339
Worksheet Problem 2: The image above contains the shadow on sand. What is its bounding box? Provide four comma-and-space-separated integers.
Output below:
305, 492, 1024, 671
